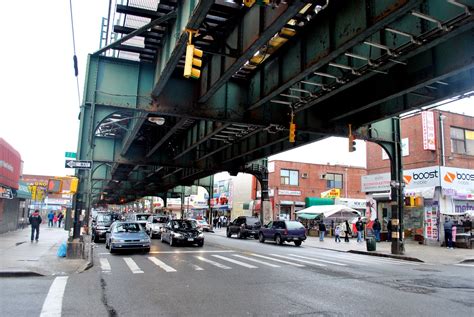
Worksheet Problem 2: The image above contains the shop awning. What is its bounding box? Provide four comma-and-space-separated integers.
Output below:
296, 213, 319, 220
295, 204, 361, 218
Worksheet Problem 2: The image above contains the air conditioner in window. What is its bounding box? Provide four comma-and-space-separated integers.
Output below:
319, 174, 327, 180
302, 172, 308, 179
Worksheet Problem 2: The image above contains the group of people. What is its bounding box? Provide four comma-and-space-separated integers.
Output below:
443, 216, 472, 249
212, 215, 229, 228
47, 210, 64, 228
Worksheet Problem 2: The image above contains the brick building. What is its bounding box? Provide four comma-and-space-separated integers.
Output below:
363, 110, 474, 245
254, 160, 367, 220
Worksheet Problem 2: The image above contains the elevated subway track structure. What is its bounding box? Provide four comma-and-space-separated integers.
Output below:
77, 0, 474, 208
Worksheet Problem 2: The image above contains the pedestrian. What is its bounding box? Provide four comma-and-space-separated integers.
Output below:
29, 209, 42, 242
334, 225, 341, 243
53, 212, 58, 227
213, 217, 218, 228
318, 221, 326, 241
444, 217, 454, 249
387, 219, 392, 242
218, 216, 222, 229
58, 212, 64, 228
373, 218, 381, 242
343, 220, 351, 242
355, 217, 364, 243
47, 210, 54, 227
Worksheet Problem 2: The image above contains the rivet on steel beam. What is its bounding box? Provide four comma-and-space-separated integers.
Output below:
447, 0, 471, 16
328, 62, 360, 76
411, 11, 451, 31
385, 27, 422, 45
301, 81, 330, 91
363, 41, 395, 56
313, 71, 345, 84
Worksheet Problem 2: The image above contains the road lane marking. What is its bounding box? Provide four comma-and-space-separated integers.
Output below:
270, 254, 326, 267
40, 276, 68, 317
288, 254, 347, 266
195, 256, 231, 269
123, 258, 144, 274
454, 263, 474, 267
250, 253, 305, 267
232, 254, 281, 268
211, 255, 258, 268
149, 250, 235, 254
191, 264, 204, 271
100, 258, 111, 272
148, 257, 177, 272
318, 253, 421, 266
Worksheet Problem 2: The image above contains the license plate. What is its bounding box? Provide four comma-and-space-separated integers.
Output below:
187, 238, 194, 241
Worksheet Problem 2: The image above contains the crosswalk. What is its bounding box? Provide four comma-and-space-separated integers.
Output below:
98, 250, 429, 275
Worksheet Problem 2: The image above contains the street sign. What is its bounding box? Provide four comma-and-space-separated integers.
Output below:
65, 152, 77, 158
65, 160, 92, 169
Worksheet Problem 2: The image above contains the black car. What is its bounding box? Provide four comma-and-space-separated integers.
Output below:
161, 219, 204, 247
258, 220, 307, 246
92, 213, 115, 242
226, 216, 261, 239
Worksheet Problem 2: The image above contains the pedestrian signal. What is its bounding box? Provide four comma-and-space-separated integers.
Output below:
184, 44, 203, 79
289, 123, 296, 143
348, 134, 356, 152
47, 179, 63, 194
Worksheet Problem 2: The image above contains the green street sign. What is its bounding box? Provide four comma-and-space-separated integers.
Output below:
65, 152, 77, 158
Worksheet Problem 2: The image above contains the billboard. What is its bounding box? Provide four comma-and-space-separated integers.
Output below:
0, 138, 21, 190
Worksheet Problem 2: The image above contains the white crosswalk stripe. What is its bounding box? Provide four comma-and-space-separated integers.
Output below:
148, 257, 177, 272
232, 254, 281, 268
454, 263, 474, 267
315, 252, 422, 266
288, 254, 347, 266
250, 253, 305, 267
211, 255, 258, 268
191, 264, 204, 271
100, 258, 111, 272
123, 257, 144, 274
196, 256, 232, 269
270, 254, 326, 267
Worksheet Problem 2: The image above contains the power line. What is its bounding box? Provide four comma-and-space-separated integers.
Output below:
69, 0, 81, 107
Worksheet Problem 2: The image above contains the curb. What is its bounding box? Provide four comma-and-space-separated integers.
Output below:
348, 250, 424, 263
0, 270, 44, 277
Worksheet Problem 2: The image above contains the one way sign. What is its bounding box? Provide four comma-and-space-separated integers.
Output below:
65, 160, 92, 169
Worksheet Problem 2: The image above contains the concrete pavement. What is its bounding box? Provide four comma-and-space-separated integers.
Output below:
211, 227, 474, 265
0, 224, 90, 276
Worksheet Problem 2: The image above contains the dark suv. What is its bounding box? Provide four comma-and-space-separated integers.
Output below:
92, 213, 115, 242
227, 216, 261, 239
258, 220, 306, 246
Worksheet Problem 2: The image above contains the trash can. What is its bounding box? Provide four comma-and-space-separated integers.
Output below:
366, 236, 376, 251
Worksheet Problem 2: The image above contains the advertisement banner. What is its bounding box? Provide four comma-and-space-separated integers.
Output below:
440, 166, 474, 197
422, 111, 436, 150
402, 166, 440, 189
0, 138, 21, 190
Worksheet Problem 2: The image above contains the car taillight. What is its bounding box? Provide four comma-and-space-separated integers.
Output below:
284, 229, 288, 235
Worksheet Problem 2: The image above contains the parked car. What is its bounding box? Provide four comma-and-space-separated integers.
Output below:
161, 219, 204, 247
226, 216, 261, 239
258, 220, 307, 246
105, 221, 151, 253
127, 213, 151, 228
145, 215, 168, 238
91, 213, 115, 243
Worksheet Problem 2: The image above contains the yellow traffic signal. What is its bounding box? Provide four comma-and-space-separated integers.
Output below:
289, 123, 296, 143
70, 177, 79, 193
348, 134, 356, 152
184, 44, 203, 79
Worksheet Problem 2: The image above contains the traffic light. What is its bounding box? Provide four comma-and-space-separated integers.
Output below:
289, 122, 296, 143
47, 179, 63, 194
70, 177, 79, 193
348, 134, 356, 152
184, 44, 203, 79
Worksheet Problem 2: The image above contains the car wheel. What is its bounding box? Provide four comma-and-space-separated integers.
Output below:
237, 230, 242, 239
109, 246, 115, 254
226, 229, 231, 238
254, 234, 259, 239
143, 248, 150, 253
294, 240, 302, 247
258, 233, 265, 243
197, 241, 204, 247
275, 234, 283, 245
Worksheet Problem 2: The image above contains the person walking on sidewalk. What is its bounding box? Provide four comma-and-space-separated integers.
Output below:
343, 220, 351, 242
47, 210, 54, 227
29, 210, 42, 242
387, 219, 392, 242
57, 212, 64, 228
373, 218, 381, 242
444, 218, 454, 249
319, 221, 326, 242
356, 217, 364, 243
334, 225, 341, 243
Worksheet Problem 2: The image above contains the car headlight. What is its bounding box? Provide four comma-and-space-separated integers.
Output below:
198, 232, 204, 238
111, 238, 125, 243
173, 232, 183, 238
96, 226, 106, 230
140, 238, 150, 242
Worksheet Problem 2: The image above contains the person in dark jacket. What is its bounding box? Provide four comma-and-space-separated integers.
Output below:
355, 217, 364, 243
318, 222, 326, 241
444, 217, 454, 249
344, 220, 351, 242
373, 218, 382, 242
29, 210, 42, 242
387, 219, 392, 242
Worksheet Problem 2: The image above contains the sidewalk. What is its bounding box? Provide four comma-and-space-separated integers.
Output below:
0, 224, 90, 276
211, 228, 474, 265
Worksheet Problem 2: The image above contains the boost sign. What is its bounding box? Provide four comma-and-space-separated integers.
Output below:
440, 166, 474, 191
403, 166, 440, 189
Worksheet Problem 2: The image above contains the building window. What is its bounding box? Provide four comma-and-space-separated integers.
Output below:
450, 127, 474, 155
326, 173, 343, 189
280, 169, 299, 186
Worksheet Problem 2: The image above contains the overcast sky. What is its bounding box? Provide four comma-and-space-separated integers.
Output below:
0, 1, 472, 177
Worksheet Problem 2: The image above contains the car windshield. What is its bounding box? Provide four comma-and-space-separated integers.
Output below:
97, 214, 112, 222
114, 223, 142, 233
153, 216, 168, 223
286, 221, 304, 229
172, 220, 197, 229
136, 214, 150, 221
246, 218, 261, 226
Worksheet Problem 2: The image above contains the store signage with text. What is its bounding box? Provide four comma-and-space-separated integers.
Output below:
278, 189, 301, 196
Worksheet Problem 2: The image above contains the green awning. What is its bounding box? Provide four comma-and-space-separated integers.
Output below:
15, 181, 31, 199
296, 213, 320, 220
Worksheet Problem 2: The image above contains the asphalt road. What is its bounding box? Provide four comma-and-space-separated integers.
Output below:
2, 232, 473, 317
